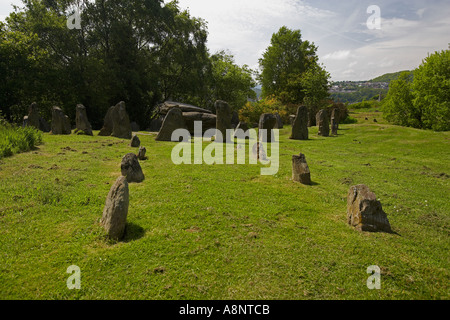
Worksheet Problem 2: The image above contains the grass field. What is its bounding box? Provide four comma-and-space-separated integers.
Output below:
0, 114, 449, 300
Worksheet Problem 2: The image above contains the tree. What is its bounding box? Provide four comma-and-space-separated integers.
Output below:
412, 50, 450, 131
381, 71, 417, 127
258, 26, 328, 105
209, 50, 256, 111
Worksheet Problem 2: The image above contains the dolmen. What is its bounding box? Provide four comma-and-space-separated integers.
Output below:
99, 101, 132, 139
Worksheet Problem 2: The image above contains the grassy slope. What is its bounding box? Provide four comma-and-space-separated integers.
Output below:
0, 118, 449, 300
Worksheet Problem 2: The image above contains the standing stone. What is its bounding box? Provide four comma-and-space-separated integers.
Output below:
231, 111, 240, 129
289, 115, 296, 126
25, 102, 50, 132
331, 117, 338, 135
156, 107, 188, 142
22, 116, 29, 128
258, 113, 277, 143
274, 112, 283, 129
51, 106, 71, 135
99, 101, 132, 139
252, 142, 267, 161
347, 185, 392, 233
317, 109, 330, 137
137, 146, 147, 160
215, 100, 233, 142
331, 108, 340, 130
234, 122, 250, 139
121, 153, 145, 183
290, 106, 309, 140
292, 153, 311, 185
75, 104, 93, 136
101, 176, 129, 240
130, 134, 140, 148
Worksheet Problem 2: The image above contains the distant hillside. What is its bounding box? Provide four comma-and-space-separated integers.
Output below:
370, 70, 413, 83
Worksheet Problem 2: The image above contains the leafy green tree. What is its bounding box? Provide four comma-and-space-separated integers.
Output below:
381, 71, 418, 127
209, 50, 256, 111
412, 50, 450, 131
258, 26, 328, 105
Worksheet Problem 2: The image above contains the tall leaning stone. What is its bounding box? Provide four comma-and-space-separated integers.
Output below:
290, 105, 308, 140
156, 107, 188, 142
121, 153, 145, 183
51, 106, 71, 135
215, 100, 233, 143
25, 102, 50, 132
258, 113, 277, 143
101, 176, 129, 240
75, 104, 93, 136
292, 153, 311, 185
347, 185, 392, 233
317, 109, 330, 137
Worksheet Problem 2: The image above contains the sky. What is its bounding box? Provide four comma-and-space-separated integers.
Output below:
1, 0, 449, 81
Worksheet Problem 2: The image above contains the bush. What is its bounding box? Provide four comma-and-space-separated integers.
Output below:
0, 120, 42, 159
239, 96, 288, 125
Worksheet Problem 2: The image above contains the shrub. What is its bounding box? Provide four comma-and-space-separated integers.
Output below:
239, 96, 288, 125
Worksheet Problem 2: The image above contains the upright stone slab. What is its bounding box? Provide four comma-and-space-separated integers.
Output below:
234, 122, 250, 139
130, 134, 140, 148
290, 105, 308, 140
317, 109, 330, 137
51, 106, 71, 135
347, 185, 392, 233
156, 107, 188, 142
25, 102, 50, 132
215, 100, 232, 143
292, 153, 311, 185
258, 113, 277, 143
99, 101, 132, 139
274, 112, 283, 129
137, 146, 147, 160
75, 104, 93, 136
289, 115, 296, 126
331, 108, 340, 130
101, 176, 129, 240
331, 117, 338, 135
121, 153, 145, 183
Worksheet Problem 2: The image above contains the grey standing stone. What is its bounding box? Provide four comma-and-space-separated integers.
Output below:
25, 102, 50, 132
252, 142, 267, 161
215, 100, 233, 142
331, 108, 340, 130
121, 153, 145, 183
137, 146, 147, 160
75, 104, 93, 136
274, 112, 283, 129
292, 153, 311, 185
130, 134, 140, 148
156, 107, 188, 142
347, 185, 392, 233
289, 115, 296, 126
258, 113, 277, 143
290, 106, 308, 140
51, 106, 71, 135
101, 176, 129, 240
234, 122, 250, 139
317, 109, 330, 137
99, 101, 132, 139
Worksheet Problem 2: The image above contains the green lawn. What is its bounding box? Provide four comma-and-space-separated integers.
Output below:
0, 117, 449, 300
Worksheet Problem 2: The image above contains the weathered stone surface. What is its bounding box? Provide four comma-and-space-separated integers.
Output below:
75, 104, 93, 136
137, 146, 147, 160
99, 101, 132, 139
25, 102, 50, 132
183, 112, 217, 135
156, 107, 187, 141
215, 100, 233, 142
274, 112, 283, 129
252, 142, 267, 161
234, 122, 250, 139
101, 176, 129, 240
130, 122, 140, 132
331, 108, 340, 129
149, 116, 164, 132
331, 117, 338, 135
130, 134, 140, 147
158, 101, 213, 115
317, 109, 330, 137
231, 111, 240, 129
121, 153, 145, 183
347, 185, 392, 233
258, 113, 277, 142
289, 115, 296, 126
51, 106, 71, 135
292, 153, 311, 185
290, 106, 308, 140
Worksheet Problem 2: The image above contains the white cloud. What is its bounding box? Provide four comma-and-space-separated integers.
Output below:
323, 50, 354, 60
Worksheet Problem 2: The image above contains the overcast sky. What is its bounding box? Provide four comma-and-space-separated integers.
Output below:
1, 0, 449, 81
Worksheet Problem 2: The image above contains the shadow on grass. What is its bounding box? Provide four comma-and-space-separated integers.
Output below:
122, 222, 146, 242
